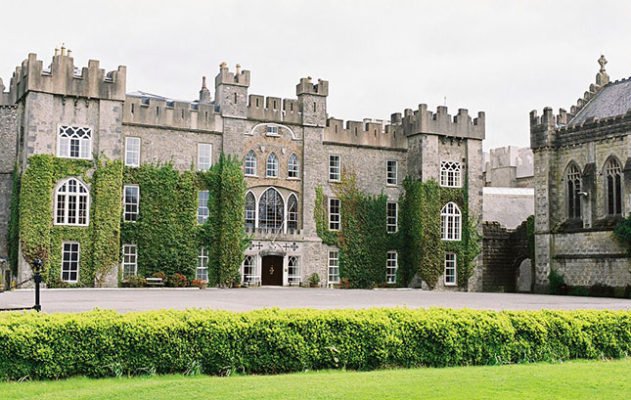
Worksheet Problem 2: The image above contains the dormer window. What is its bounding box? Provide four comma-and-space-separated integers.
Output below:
266, 125, 279, 136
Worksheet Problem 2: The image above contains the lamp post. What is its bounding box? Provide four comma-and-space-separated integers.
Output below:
32, 258, 42, 312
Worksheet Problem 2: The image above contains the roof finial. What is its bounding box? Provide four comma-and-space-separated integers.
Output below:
236, 64, 241, 74
201, 76, 207, 89
598, 54, 607, 73
596, 54, 610, 86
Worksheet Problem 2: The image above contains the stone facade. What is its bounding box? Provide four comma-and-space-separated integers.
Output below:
1, 49, 485, 289
530, 55, 631, 292
481, 221, 531, 292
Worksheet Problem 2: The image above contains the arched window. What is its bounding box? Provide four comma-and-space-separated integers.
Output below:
287, 194, 298, 231
605, 158, 622, 215
244, 150, 257, 176
288, 153, 299, 178
259, 188, 284, 231
266, 153, 279, 178
55, 178, 90, 226
245, 192, 256, 229
440, 202, 461, 240
566, 163, 582, 219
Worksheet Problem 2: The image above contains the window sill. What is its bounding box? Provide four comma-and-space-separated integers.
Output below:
265, 176, 279, 179
444, 282, 458, 287
287, 177, 301, 181
245, 174, 258, 178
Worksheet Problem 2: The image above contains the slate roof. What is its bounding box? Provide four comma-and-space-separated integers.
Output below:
569, 78, 631, 126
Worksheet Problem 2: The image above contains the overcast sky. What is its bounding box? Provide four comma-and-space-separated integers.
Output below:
2, 0, 631, 150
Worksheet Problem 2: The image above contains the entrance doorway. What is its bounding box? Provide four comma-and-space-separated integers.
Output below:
261, 255, 284, 286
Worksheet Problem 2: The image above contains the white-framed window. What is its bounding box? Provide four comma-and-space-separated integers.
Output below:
287, 194, 298, 231
266, 125, 279, 136
329, 155, 341, 181
57, 126, 92, 159
125, 137, 141, 167
197, 190, 209, 224
441, 202, 461, 241
444, 252, 457, 286
440, 161, 462, 188
245, 191, 256, 228
244, 150, 257, 176
329, 198, 341, 231
61, 242, 80, 283
122, 244, 137, 279
123, 185, 140, 222
288, 153, 300, 178
386, 251, 398, 284
197, 143, 212, 171
288, 256, 300, 285
328, 251, 340, 284
243, 255, 257, 284
54, 178, 90, 226
386, 160, 398, 185
197, 247, 209, 281
387, 202, 398, 233
266, 153, 279, 178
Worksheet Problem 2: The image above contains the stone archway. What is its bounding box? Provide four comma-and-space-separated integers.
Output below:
516, 258, 533, 292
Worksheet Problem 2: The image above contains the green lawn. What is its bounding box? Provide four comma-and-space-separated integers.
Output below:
3, 358, 630, 400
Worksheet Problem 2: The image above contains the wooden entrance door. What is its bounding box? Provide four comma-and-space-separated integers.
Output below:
261, 256, 284, 286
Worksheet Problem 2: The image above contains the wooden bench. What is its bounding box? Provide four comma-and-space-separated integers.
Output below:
145, 277, 164, 287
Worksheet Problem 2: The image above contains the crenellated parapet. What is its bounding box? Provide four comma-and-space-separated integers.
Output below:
123, 93, 221, 132
7, 47, 126, 102
324, 117, 406, 149
296, 77, 328, 97
398, 104, 485, 140
215, 62, 250, 88
247, 95, 302, 124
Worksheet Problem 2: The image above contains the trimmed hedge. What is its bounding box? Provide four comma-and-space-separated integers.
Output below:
0, 308, 630, 380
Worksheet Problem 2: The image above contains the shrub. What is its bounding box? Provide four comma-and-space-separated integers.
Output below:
168, 273, 188, 287
0, 308, 630, 381
308, 273, 320, 287
122, 276, 146, 288
191, 279, 207, 289
548, 268, 566, 294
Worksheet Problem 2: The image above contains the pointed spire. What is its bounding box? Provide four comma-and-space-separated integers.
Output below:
199, 75, 211, 104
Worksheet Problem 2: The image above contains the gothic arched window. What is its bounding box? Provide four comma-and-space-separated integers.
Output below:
245, 150, 257, 176
605, 158, 622, 215
266, 153, 279, 178
258, 188, 284, 231
288, 153, 299, 178
287, 194, 298, 231
55, 178, 90, 226
567, 163, 582, 219
245, 191, 256, 228
440, 202, 461, 240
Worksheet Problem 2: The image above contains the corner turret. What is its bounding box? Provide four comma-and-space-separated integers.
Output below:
214, 62, 250, 118
296, 76, 328, 126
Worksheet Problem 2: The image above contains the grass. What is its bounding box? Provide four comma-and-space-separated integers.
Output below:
2, 358, 630, 400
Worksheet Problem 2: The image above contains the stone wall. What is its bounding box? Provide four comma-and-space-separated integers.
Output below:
482, 221, 531, 292
0, 106, 17, 258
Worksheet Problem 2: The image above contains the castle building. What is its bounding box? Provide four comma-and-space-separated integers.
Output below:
530, 55, 631, 292
0, 49, 485, 289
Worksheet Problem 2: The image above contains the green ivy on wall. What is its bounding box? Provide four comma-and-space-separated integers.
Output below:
202, 154, 248, 287
315, 175, 481, 289
121, 164, 198, 280
7, 165, 20, 274
15, 155, 121, 287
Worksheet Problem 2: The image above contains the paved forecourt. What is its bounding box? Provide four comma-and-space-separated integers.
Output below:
1, 288, 630, 313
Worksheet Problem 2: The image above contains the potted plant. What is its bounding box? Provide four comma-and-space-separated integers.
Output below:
308, 273, 320, 288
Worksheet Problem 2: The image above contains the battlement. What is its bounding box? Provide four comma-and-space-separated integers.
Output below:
296, 77, 328, 97
247, 95, 302, 124
215, 62, 250, 87
123, 93, 221, 132
7, 48, 126, 102
324, 117, 406, 149
399, 104, 485, 140
0, 78, 10, 105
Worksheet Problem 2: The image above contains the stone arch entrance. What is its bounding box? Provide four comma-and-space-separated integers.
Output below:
515, 258, 533, 293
